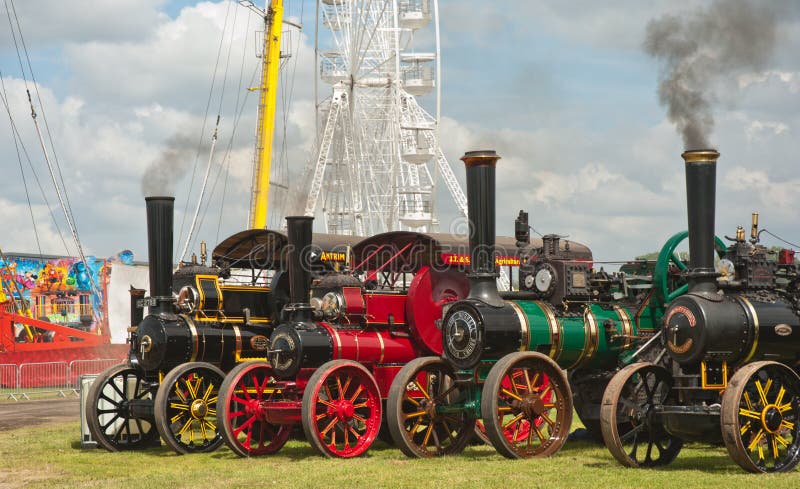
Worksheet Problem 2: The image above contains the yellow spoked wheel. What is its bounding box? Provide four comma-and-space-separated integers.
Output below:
154, 362, 225, 454
722, 361, 800, 473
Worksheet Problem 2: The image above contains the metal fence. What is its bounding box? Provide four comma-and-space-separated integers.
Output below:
1, 359, 121, 401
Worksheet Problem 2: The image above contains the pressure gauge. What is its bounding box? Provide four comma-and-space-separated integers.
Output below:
523, 273, 536, 290
533, 263, 557, 297
321, 292, 343, 320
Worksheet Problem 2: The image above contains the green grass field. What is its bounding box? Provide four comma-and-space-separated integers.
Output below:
2, 418, 800, 489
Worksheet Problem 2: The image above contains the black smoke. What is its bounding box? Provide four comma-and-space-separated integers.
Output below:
644, 0, 779, 150
141, 133, 196, 197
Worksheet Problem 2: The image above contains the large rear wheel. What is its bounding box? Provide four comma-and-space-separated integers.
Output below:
721, 361, 800, 473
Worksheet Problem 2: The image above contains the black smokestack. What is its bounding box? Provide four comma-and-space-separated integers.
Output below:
145, 196, 174, 314
461, 150, 504, 307
285, 216, 314, 321
644, 0, 778, 149
681, 150, 719, 293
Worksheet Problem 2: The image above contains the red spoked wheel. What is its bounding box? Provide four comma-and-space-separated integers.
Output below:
481, 352, 573, 459
301, 360, 382, 458
217, 361, 292, 457
85, 363, 159, 451
474, 370, 554, 445
387, 357, 475, 457
154, 362, 225, 454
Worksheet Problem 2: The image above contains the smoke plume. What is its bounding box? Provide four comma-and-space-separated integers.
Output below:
644, 0, 778, 150
141, 133, 196, 196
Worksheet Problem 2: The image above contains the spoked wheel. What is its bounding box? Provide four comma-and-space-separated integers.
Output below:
387, 357, 475, 457
217, 361, 292, 457
481, 352, 572, 459
154, 362, 225, 454
86, 363, 158, 451
721, 361, 800, 473
302, 360, 382, 458
600, 362, 683, 467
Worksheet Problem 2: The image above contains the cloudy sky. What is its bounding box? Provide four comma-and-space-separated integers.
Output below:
1, 0, 799, 266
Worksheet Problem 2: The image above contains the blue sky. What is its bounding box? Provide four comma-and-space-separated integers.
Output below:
1, 0, 799, 264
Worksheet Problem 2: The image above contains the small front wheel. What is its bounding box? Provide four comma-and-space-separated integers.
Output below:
387, 356, 475, 457
154, 362, 225, 454
301, 360, 382, 458
600, 362, 682, 467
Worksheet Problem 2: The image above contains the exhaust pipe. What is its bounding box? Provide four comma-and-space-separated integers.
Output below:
461, 150, 504, 307
145, 196, 174, 315
681, 149, 719, 294
285, 215, 314, 321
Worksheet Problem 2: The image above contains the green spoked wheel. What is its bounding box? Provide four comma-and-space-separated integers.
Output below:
154, 362, 225, 454
86, 363, 159, 451
387, 357, 475, 457
481, 352, 573, 459
600, 362, 683, 467
654, 231, 727, 305
721, 361, 800, 473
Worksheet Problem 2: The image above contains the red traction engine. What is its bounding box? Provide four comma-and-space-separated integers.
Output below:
215, 217, 468, 458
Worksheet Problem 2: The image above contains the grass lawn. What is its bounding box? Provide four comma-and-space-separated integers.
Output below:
1, 418, 799, 489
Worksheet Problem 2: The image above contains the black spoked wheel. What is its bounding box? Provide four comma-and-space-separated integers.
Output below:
600, 362, 683, 467
86, 363, 158, 451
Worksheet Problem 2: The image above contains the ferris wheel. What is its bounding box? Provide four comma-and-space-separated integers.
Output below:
294, 0, 467, 236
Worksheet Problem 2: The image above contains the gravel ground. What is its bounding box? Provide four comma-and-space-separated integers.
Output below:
0, 397, 80, 431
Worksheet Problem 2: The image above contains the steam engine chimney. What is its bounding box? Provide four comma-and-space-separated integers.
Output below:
285, 216, 314, 321
461, 150, 504, 307
681, 149, 720, 293
145, 196, 174, 315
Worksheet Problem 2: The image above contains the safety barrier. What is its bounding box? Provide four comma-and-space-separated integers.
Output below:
1, 359, 121, 401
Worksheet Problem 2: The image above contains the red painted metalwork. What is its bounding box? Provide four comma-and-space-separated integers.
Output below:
405, 266, 469, 355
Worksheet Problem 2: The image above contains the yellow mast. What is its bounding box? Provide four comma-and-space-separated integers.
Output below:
249, 0, 284, 229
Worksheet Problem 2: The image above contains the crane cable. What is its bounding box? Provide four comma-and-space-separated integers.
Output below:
176, 0, 235, 259
4, 0, 103, 300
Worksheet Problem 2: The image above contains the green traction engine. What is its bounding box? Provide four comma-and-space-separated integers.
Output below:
386, 150, 673, 459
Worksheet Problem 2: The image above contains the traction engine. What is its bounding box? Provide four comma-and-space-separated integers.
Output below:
386, 150, 676, 459
214, 216, 468, 458
85, 197, 288, 454
600, 150, 800, 473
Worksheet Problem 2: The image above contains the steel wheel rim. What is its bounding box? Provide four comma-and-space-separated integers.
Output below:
305, 362, 381, 458
722, 361, 800, 473
389, 357, 474, 457
86, 364, 157, 451
219, 362, 292, 456
482, 352, 572, 458
156, 363, 224, 454
601, 363, 682, 467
